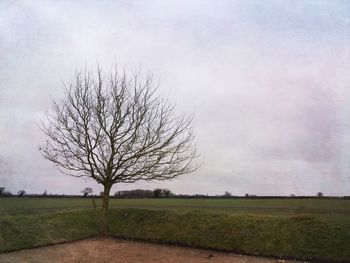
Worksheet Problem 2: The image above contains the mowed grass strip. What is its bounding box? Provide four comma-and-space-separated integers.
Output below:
1, 208, 349, 262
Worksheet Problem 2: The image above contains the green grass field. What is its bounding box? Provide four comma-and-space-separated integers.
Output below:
1, 197, 349, 216
1, 197, 350, 262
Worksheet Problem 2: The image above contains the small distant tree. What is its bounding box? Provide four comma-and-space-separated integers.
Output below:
42, 190, 47, 196
17, 190, 26, 197
224, 191, 232, 197
0, 187, 5, 196
81, 187, 93, 197
153, 188, 163, 198
245, 193, 249, 197
317, 192, 324, 198
163, 189, 172, 197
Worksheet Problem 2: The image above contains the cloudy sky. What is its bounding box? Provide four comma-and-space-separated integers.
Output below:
1, 0, 350, 196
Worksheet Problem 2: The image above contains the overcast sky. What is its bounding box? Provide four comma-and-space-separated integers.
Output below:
1, 0, 350, 196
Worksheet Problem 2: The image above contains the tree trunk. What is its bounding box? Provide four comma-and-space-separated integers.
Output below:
101, 183, 111, 234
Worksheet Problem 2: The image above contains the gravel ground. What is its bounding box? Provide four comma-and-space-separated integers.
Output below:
0, 237, 304, 263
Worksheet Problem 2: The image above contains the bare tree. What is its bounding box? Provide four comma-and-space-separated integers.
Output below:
163, 189, 172, 197
40, 66, 198, 231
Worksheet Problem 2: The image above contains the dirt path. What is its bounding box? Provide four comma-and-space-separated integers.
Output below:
0, 238, 303, 263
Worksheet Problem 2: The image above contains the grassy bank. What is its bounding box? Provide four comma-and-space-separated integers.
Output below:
108, 209, 350, 262
1, 209, 349, 262
0, 210, 99, 253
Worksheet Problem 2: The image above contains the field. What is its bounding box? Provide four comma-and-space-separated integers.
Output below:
1, 197, 350, 262
1, 197, 349, 216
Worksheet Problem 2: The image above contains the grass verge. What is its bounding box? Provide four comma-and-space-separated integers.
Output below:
108, 209, 350, 262
0, 210, 99, 253
1, 209, 349, 262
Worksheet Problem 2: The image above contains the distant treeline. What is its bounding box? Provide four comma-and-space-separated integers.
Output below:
172, 195, 350, 199
1, 195, 350, 199
1, 194, 349, 199
1, 186, 349, 199
115, 189, 175, 198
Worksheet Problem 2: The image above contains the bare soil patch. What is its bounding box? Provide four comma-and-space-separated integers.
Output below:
0, 237, 303, 263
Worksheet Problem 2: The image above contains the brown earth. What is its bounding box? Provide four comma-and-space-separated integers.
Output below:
0, 237, 305, 263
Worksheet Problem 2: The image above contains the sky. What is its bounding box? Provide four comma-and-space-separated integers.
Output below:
1, 0, 350, 196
